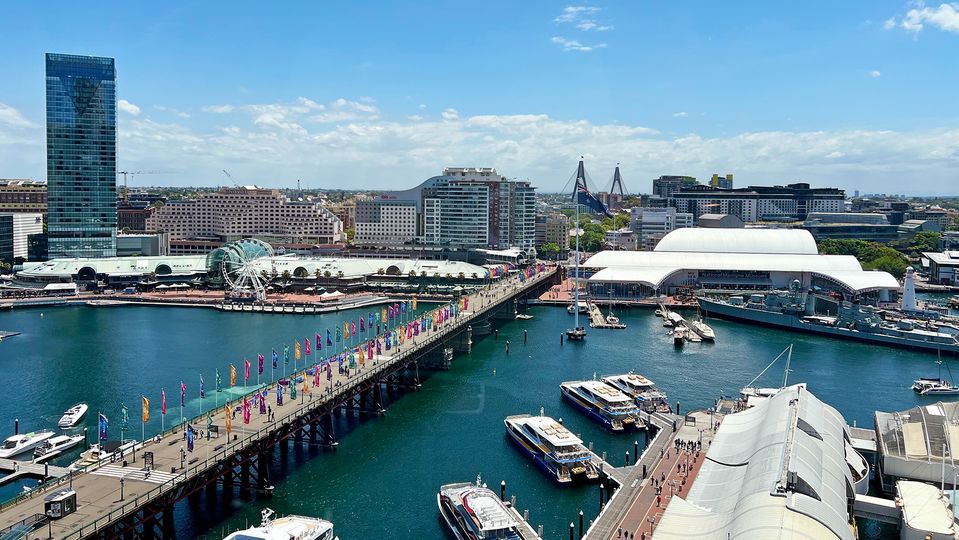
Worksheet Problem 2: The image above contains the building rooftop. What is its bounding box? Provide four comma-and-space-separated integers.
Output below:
897, 481, 956, 536
653, 228, 819, 255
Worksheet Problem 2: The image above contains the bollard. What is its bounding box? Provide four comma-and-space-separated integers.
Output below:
501, 480, 506, 500
599, 483, 606, 511
578, 510, 584, 538
676, 401, 681, 416
560, 333, 564, 345
14, 418, 19, 436
495, 329, 499, 340
634, 440, 639, 461
643, 463, 647, 479
626, 450, 630, 466
569, 522, 575, 540
524, 329, 528, 343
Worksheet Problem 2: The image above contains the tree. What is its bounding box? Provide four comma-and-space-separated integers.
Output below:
458, 272, 465, 279
818, 239, 910, 278
345, 228, 355, 241
323, 270, 331, 278
539, 242, 560, 259
377, 268, 385, 275
281, 270, 292, 282
315, 269, 322, 281
911, 231, 941, 253
420, 271, 427, 277
471, 272, 479, 280
580, 231, 605, 252
409, 270, 417, 277
336, 270, 344, 279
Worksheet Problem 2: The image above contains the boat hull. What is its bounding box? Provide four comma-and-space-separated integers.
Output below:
560, 387, 640, 431
505, 424, 571, 483
699, 298, 959, 356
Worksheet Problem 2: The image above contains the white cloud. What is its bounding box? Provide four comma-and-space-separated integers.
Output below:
441, 108, 459, 121
886, 2, 959, 33
202, 105, 235, 113
308, 98, 380, 123
407, 115, 424, 121
154, 105, 190, 118
577, 21, 614, 31
0, 103, 37, 129
551, 36, 607, 52
673, 111, 689, 118
418, 104, 427, 109
555, 6, 601, 23
118, 99, 141, 116
869, 70, 882, 78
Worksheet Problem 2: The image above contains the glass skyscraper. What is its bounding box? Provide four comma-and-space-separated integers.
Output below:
46, 53, 117, 258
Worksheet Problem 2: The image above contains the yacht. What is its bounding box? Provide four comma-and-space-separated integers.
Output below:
438, 476, 539, 540
560, 380, 643, 431
914, 360, 959, 396
566, 301, 589, 314
222, 509, 336, 540
70, 439, 138, 470
0, 430, 55, 459
33, 434, 85, 462
504, 414, 598, 483
58, 403, 88, 428
601, 374, 670, 413
672, 326, 687, 346
688, 319, 715, 341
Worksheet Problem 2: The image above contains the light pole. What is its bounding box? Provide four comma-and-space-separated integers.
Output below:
120, 477, 125, 500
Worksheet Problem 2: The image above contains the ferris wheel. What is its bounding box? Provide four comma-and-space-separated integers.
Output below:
218, 238, 274, 301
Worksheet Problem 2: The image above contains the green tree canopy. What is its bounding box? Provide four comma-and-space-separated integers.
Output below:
818, 239, 909, 278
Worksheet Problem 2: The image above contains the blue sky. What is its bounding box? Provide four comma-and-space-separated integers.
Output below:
1, 1, 957, 194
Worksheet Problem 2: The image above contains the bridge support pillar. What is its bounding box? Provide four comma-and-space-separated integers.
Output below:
310, 419, 319, 444
240, 461, 251, 490
373, 384, 386, 414
322, 414, 338, 448
142, 514, 157, 540
257, 451, 271, 492
162, 507, 175, 536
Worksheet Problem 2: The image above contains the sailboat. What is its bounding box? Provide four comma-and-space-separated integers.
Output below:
915, 359, 959, 396
566, 157, 608, 342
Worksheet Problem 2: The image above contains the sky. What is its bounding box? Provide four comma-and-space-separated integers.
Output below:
0, 1, 958, 195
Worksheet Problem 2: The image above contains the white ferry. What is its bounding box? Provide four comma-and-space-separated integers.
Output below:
222, 509, 336, 540
601, 373, 671, 413
559, 380, 643, 431
504, 414, 598, 484
437, 477, 540, 540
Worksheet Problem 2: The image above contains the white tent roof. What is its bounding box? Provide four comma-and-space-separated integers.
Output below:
583, 251, 863, 274
653, 385, 857, 540
811, 270, 901, 293
655, 228, 819, 255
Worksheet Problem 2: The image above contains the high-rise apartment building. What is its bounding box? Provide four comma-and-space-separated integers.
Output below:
710, 173, 734, 189
651, 175, 698, 198
146, 186, 343, 244
629, 207, 694, 250
354, 168, 536, 250
0, 213, 44, 262
673, 183, 844, 223
46, 53, 117, 258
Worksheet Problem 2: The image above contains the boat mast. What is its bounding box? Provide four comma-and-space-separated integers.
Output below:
574, 178, 581, 330
781, 344, 793, 389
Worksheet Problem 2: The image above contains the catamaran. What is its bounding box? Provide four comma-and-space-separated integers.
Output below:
437, 476, 538, 540
0, 430, 55, 459
504, 413, 598, 483
913, 360, 959, 396
58, 403, 88, 428
222, 509, 336, 540
601, 373, 671, 413
560, 380, 643, 431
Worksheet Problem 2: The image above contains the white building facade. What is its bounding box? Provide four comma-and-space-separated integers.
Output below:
629, 207, 694, 250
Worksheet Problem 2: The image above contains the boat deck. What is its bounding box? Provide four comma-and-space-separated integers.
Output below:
0, 458, 70, 487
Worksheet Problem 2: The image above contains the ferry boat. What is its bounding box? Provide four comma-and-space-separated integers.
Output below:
33, 434, 84, 462
601, 374, 670, 413
437, 476, 539, 540
222, 508, 336, 540
504, 414, 598, 483
699, 292, 959, 356
58, 403, 88, 428
0, 430, 55, 459
559, 380, 643, 431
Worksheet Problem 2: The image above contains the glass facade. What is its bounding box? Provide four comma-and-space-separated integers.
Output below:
46, 53, 117, 258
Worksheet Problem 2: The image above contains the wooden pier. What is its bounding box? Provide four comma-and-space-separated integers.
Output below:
587, 303, 626, 329
0, 267, 557, 540
0, 458, 70, 488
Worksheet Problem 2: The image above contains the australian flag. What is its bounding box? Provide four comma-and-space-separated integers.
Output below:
573, 178, 612, 217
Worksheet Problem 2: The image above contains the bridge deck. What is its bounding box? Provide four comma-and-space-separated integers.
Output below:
0, 268, 555, 539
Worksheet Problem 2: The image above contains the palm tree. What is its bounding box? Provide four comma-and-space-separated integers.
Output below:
281, 270, 292, 282
457, 272, 465, 279
377, 268, 385, 275
323, 270, 331, 278
445, 273, 452, 280
471, 272, 478, 280
336, 270, 344, 279
408, 270, 417, 277
314, 269, 322, 281
420, 271, 427, 278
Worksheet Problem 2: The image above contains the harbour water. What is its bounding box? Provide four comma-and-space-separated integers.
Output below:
0, 301, 948, 538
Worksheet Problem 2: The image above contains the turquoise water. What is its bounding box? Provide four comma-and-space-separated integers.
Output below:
0, 302, 945, 538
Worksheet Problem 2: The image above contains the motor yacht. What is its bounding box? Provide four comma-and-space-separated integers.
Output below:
0, 430, 55, 459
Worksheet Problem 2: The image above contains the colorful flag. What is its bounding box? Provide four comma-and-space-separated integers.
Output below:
343, 321, 349, 337
161, 389, 167, 415
277, 383, 283, 405
316, 333, 322, 351
230, 364, 237, 386
314, 364, 320, 387
291, 378, 297, 400
359, 316, 365, 332
295, 341, 301, 361
243, 397, 251, 424
369, 313, 374, 328
244, 359, 251, 382
216, 368, 221, 392
381, 308, 387, 322
272, 349, 278, 369
302, 375, 309, 394
305, 337, 311, 356
335, 328, 341, 342
376, 339, 382, 355
464, 297, 469, 310
259, 391, 267, 414
98, 413, 108, 441
187, 425, 194, 452
225, 404, 232, 434
412, 296, 418, 310
327, 329, 333, 346
284, 345, 290, 365
327, 362, 333, 380
351, 321, 356, 336
180, 381, 186, 407
200, 375, 205, 398
142, 396, 150, 423
401, 301, 406, 314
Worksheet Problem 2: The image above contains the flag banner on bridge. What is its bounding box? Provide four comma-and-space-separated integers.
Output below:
230, 364, 237, 386
243, 397, 251, 424
305, 337, 311, 356
284, 345, 289, 364
161, 389, 167, 415
187, 425, 194, 452
258, 354, 264, 375
142, 396, 150, 423
272, 349, 278, 369
224, 405, 231, 434
360, 316, 365, 332
277, 383, 283, 405
412, 296, 418, 310
98, 413, 108, 440
316, 333, 322, 351
180, 381, 186, 407
259, 391, 267, 414
200, 375, 205, 398
327, 329, 333, 346
295, 341, 301, 361
351, 321, 356, 336
244, 359, 251, 382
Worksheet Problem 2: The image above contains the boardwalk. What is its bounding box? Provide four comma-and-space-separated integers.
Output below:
0, 267, 556, 539
0, 458, 69, 488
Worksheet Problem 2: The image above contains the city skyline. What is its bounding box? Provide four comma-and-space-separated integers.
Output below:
1, 2, 958, 194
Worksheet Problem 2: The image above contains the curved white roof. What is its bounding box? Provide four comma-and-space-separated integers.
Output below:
654, 228, 819, 255
811, 270, 901, 293
18, 256, 209, 278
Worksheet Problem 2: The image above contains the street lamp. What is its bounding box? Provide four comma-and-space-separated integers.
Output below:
120, 477, 125, 500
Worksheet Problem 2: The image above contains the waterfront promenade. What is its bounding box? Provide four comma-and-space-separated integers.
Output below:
0, 266, 556, 539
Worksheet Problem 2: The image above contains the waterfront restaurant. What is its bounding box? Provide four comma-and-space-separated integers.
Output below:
582, 228, 900, 304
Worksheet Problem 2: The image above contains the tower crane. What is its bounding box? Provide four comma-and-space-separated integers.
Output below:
117, 170, 162, 202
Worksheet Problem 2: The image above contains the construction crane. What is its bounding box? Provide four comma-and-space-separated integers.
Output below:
222, 170, 236, 186
117, 170, 162, 202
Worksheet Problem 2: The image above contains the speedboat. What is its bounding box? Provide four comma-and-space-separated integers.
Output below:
567, 301, 588, 314
222, 508, 336, 540
70, 439, 138, 470
34, 434, 85, 462
0, 430, 55, 459
673, 326, 687, 346
438, 476, 535, 540
58, 403, 88, 428
504, 414, 598, 484
602, 373, 671, 413
515, 313, 533, 320
560, 380, 644, 431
